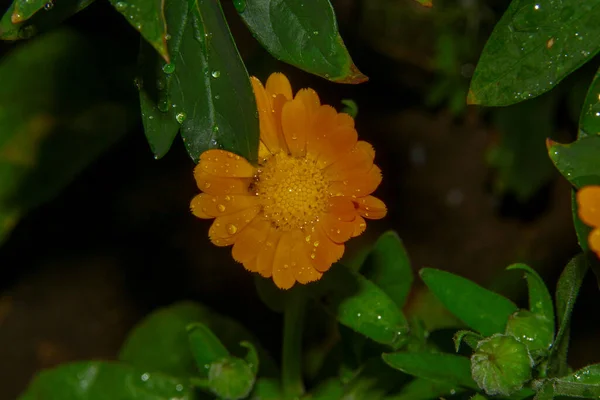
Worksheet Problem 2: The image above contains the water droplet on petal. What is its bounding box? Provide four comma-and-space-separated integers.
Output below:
227, 224, 238, 234
217, 204, 226, 212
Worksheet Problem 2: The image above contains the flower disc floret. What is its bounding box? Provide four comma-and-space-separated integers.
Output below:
190, 72, 386, 289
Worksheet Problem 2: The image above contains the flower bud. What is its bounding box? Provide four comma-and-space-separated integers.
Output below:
208, 356, 255, 400
471, 334, 533, 396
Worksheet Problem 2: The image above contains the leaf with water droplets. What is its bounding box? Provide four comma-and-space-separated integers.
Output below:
309, 263, 409, 348
236, 0, 367, 83
579, 67, 600, 137
138, 0, 259, 161
10, 0, 49, 23
420, 268, 518, 336
547, 135, 600, 188
17, 361, 194, 399
468, 0, 600, 106
108, 0, 169, 63
506, 263, 554, 329
0, 0, 95, 40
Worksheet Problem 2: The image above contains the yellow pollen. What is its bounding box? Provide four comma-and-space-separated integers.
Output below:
255, 152, 330, 230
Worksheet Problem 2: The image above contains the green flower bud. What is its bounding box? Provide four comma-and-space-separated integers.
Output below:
471, 334, 533, 396
208, 356, 256, 400
505, 310, 553, 355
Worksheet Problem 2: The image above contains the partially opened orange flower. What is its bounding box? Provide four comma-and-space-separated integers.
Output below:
577, 185, 600, 257
190, 72, 386, 289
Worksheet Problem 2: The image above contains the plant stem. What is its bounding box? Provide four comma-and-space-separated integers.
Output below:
282, 290, 306, 399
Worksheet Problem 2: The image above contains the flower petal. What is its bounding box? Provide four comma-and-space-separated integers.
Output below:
290, 230, 322, 284
256, 228, 282, 278
577, 186, 600, 228
209, 206, 260, 242
232, 219, 271, 263
193, 169, 252, 195
266, 72, 293, 100
326, 196, 358, 221
589, 228, 600, 258
321, 213, 355, 243
281, 97, 308, 157
190, 194, 212, 219
315, 118, 358, 168
354, 196, 387, 220
272, 231, 296, 289
329, 165, 382, 197
295, 88, 320, 116
199, 150, 256, 178
324, 141, 375, 181
191, 193, 259, 218
306, 105, 338, 158
351, 215, 367, 237
303, 225, 344, 272
251, 76, 283, 153
243, 256, 259, 272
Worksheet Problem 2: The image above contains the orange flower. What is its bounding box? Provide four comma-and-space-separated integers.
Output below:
190, 73, 386, 289
577, 185, 600, 257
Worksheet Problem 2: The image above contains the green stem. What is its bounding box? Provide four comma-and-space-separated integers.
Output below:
282, 290, 306, 399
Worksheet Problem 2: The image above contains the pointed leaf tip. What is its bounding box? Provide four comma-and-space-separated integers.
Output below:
545, 138, 559, 151
466, 90, 478, 105
335, 63, 368, 84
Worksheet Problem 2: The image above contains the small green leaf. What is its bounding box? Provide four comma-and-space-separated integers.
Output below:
187, 323, 230, 372
548, 135, 600, 188
241, 341, 260, 376
11, 0, 47, 23
557, 364, 600, 390
420, 268, 518, 336
505, 310, 554, 355
341, 99, 358, 118
362, 231, 413, 309
453, 330, 483, 352
254, 275, 287, 313
580, 67, 600, 137
138, 0, 259, 161
386, 378, 464, 400
549, 254, 589, 377
382, 352, 478, 390
109, 0, 169, 62
506, 264, 555, 337
310, 263, 409, 348
0, 0, 95, 40
18, 362, 193, 399
468, 0, 600, 106
249, 378, 282, 400
236, 0, 367, 83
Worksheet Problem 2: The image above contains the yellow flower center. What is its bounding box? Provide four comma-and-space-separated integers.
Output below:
255, 152, 330, 230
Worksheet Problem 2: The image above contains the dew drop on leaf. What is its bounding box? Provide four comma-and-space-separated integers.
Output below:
175, 112, 187, 124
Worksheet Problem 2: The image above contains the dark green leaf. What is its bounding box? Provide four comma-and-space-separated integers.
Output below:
487, 94, 557, 201
310, 263, 409, 348
236, 0, 367, 83
309, 379, 344, 400
505, 310, 554, 355
551, 364, 600, 397
506, 264, 555, 330
187, 323, 230, 372
0, 29, 134, 244
241, 341, 260, 376
470, 395, 487, 400
453, 330, 483, 352
382, 352, 478, 390
0, 0, 94, 40
420, 268, 518, 336
18, 362, 193, 400
412, 0, 433, 7
119, 301, 277, 378
138, 0, 259, 161
109, 0, 169, 62
468, 0, 600, 106
533, 381, 555, 400
548, 135, 600, 188
249, 378, 282, 400
341, 99, 358, 118
386, 378, 464, 400
254, 275, 287, 313
549, 254, 588, 377
342, 357, 407, 399
579, 67, 600, 137
362, 231, 413, 309
11, 0, 47, 23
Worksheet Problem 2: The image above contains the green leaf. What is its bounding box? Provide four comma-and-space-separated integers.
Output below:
254, 275, 287, 313
249, 378, 282, 400
11, 0, 47, 23
119, 301, 277, 378
468, 0, 600, 106
580, 67, 600, 137
0, 0, 95, 40
382, 352, 478, 390
386, 378, 464, 400
138, 0, 259, 161
342, 357, 407, 399
487, 94, 557, 201
506, 264, 555, 331
18, 361, 193, 400
419, 268, 518, 336
549, 254, 588, 377
548, 135, 600, 188
362, 231, 413, 309
309, 378, 344, 399
187, 323, 230, 372
453, 330, 483, 352
0, 29, 134, 244
207, 356, 256, 400
236, 0, 367, 83
412, 0, 433, 7
109, 0, 169, 62
310, 263, 409, 348
505, 310, 554, 355
556, 364, 600, 394
341, 99, 358, 119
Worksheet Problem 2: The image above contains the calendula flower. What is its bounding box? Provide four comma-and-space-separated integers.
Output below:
190, 72, 386, 289
577, 185, 600, 257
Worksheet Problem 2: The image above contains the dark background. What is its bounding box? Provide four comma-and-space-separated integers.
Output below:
0, 0, 598, 398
